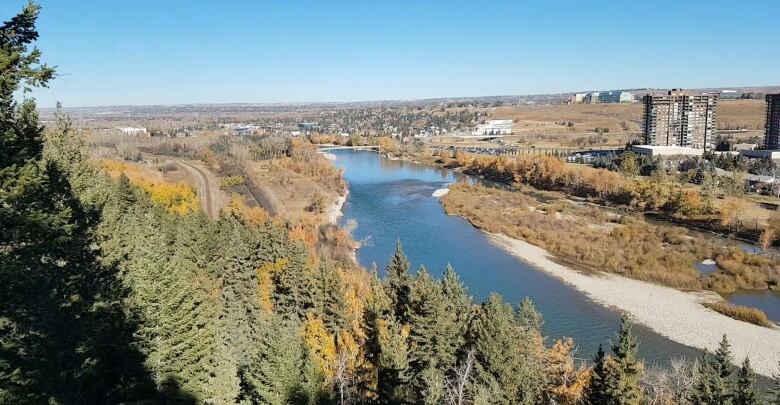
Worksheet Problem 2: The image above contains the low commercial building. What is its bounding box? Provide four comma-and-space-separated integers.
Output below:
596, 91, 634, 103
118, 127, 147, 136
298, 122, 319, 131
472, 119, 513, 136
732, 143, 757, 151
739, 149, 780, 160
630, 145, 705, 157
570, 93, 587, 104
577, 91, 635, 104
234, 125, 261, 135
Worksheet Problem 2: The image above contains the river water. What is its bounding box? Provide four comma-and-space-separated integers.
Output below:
332, 149, 702, 366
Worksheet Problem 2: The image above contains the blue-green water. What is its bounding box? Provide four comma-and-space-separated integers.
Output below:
332, 150, 700, 366
725, 290, 780, 323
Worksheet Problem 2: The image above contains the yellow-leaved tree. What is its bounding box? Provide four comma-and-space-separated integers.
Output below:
255, 258, 289, 314
101, 160, 200, 214
302, 314, 337, 379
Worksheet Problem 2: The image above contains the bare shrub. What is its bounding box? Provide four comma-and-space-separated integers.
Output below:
307, 193, 325, 213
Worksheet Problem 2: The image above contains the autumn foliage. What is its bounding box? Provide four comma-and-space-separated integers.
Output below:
270, 140, 346, 194
461, 154, 630, 202
101, 159, 199, 214
442, 183, 780, 292
229, 194, 270, 226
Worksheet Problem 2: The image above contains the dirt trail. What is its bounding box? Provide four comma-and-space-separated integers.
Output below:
171, 160, 223, 219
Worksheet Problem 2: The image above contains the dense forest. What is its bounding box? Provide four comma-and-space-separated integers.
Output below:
2, 4, 780, 404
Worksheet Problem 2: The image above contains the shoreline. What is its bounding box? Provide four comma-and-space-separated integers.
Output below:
326, 189, 358, 263
319, 152, 359, 263
486, 231, 780, 376
327, 148, 780, 375
326, 190, 348, 225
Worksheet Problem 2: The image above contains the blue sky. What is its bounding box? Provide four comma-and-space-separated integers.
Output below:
3, 0, 779, 108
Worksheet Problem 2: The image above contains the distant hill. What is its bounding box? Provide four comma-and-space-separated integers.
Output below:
38, 85, 780, 119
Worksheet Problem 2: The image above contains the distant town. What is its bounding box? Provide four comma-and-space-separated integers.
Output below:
47, 85, 780, 159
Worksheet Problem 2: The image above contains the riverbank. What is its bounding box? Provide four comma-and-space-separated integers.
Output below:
487, 232, 780, 377
327, 190, 348, 225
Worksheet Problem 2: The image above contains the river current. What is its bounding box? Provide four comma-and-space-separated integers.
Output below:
332, 149, 702, 366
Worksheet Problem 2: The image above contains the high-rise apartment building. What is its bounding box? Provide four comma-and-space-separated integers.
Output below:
643, 90, 718, 149
765, 94, 780, 150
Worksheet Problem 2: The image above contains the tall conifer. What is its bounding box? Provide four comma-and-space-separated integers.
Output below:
734, 358, 757, 405
385, 239, 412, 323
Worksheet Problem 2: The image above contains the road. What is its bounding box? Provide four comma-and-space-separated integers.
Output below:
170, 159, 223, 220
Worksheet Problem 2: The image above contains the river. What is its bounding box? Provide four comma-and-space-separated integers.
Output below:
331, 149, 702, 367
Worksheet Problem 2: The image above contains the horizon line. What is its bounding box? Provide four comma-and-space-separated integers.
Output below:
36, 84, 780, 110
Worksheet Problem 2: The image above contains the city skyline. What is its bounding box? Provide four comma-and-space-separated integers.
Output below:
3, 0, 780, 108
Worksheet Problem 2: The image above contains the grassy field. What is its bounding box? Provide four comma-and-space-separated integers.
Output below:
242, 158, 340, 223
493, 103, 643, 134
717, 99, 766, 131
486, 99, 766, 147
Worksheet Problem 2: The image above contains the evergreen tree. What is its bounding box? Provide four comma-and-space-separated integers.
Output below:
467, 293, 544, 405
261, 221, 316, 319
405, 265, 469, 404
312, 257, 349, 333
734, 358, 757, 405
693, 350, 718, 405
407, 266, 441, 371
364, 265, 392, 363
516, 297, 543, 334
692, 335, 736, 405
362, 263, 412, 403
376, 315, 411, 404
385, 239, 412, 323
0, 4, 164, 403
770, 362, 780, 405
713, 335, 736, 404
586, 316, 643, 405
240, 317, 308, 405
440, 264, 473, 360
607, 315, 643, 405
587, 345, 608, 405
157, 214, 225, 401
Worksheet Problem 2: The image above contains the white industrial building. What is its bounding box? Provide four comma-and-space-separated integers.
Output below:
572, 91, 635, 104
118, 127, 148, 135
472, 119, 513, 136
630, 145, 704, 157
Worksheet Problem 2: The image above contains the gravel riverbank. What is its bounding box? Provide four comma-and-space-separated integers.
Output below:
488, 232, 780, 377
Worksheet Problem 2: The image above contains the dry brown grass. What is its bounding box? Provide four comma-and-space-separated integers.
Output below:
442, 183, 780, 292
486, 99, 765, 147
270, 141, 346, 195
238, 141, 345, 223
717, 100, 765, 131
704, 248, 780, 292
703, 301, 774, 328
442, 183, 711, 289
492, 103, 643, 135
